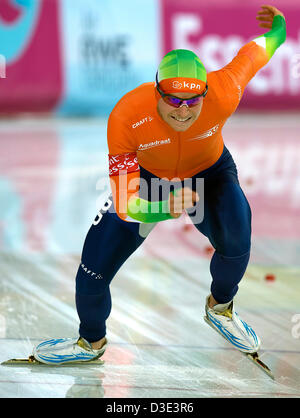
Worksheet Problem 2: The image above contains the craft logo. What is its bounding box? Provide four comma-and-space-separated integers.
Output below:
80, 262, 103, 280
132, 115, 154, 129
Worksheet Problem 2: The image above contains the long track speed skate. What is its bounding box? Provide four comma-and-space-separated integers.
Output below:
1, 355, 105, 366
2, 337, 106, 366
204, 296, 274, 380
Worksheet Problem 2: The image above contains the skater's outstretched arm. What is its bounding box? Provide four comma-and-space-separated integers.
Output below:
212, 5, 286, 105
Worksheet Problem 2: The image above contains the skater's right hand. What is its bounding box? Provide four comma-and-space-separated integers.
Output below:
169, 187, 200, 218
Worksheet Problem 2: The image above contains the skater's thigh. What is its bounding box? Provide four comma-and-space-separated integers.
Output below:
190, 180, 251, 256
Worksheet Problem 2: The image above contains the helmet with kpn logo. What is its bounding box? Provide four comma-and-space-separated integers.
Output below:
156, 49, 208, 96
155, 49, 208, 108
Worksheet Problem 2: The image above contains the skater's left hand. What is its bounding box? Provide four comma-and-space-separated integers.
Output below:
256, 5, 285, 29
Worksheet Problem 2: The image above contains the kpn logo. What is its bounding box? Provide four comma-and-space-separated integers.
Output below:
172, 80, 202, 90
172, 80, 183, 89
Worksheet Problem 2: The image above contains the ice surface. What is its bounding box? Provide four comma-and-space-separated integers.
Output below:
0, 115, 299, 398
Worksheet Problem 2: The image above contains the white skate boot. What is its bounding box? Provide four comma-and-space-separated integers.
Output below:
203, 295, 275, 379
204, 295, 260, 353
32, 337, 107, 365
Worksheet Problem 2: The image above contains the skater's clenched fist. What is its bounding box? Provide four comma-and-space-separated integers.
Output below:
169, 187, 200, 218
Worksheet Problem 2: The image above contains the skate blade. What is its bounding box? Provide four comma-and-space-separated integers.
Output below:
246, 352, 274, 380
1, 355, 105, 366
204, 315, 274, 380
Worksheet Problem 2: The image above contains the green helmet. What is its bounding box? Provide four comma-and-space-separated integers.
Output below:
157, 49, 207, 94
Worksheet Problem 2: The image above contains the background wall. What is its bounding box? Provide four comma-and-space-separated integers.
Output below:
0, 0, 299, 253
0, 0, 299, 115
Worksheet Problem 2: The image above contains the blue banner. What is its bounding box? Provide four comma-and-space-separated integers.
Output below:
57, 0, 160, 116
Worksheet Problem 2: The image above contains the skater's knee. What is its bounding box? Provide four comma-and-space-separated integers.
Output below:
76, 262, 110, 295
213, 231, 250, 257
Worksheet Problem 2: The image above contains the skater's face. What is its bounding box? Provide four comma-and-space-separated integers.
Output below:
157, 93, 203, 132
